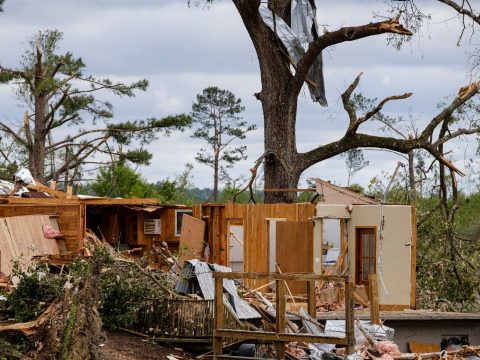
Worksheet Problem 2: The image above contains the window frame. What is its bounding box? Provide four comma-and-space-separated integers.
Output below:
175, 209, 193, 236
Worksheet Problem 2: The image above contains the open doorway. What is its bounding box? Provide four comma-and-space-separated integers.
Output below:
228, 220, 244, 272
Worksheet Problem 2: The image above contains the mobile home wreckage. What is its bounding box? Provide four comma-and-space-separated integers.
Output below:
0, 176, 479, 358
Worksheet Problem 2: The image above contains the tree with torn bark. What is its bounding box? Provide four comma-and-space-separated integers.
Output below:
0, 30, 191, 186
191, 86, 256, 202
191, 0, 480, 203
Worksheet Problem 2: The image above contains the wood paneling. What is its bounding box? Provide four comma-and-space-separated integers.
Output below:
276, 221, 314, 294
196, 203, 316, 289
177, 215, 206, 265
0, 215, 60, 275
0, 204, 82, 252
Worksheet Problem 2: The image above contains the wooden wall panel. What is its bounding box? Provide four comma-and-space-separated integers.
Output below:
196, 203, 315, 289
0, 204, 82, 252
177, 215, 206, 265
276, 221, 314, 294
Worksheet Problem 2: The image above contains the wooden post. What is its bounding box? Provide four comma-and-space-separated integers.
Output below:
307, 280, 316, 318
66, 185, 73, 199
213, 276, 224, 358
276, 279, 286, 359
368, 273, 380, 325
345, 281, 355, 355
50, 180, 56, 190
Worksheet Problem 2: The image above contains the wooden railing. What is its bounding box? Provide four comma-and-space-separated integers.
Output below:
212, 272, 355, 359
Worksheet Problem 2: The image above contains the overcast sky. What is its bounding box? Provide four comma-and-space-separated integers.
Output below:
0, 0, 478, 191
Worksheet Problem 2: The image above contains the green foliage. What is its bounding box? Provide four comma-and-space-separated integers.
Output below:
7, 263, 65, 322
349, 183, 365, 194
191, 86, 256, 201
91, 162, 158, 198
342, 148, 369, 186
98, 262, 170, 328
0, 29, 191, 183
416, 193, 480, 310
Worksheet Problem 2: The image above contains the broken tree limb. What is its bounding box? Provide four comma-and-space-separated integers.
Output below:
0, 302, 59, 336
233, 151, 266, 203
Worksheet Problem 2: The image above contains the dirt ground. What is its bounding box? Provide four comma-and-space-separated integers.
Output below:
99, 330, 196, 360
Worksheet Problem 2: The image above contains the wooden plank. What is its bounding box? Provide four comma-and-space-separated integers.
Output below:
276, 280, 286, 359
212, 272, 347, 282
410, 206, 417, 309
213, 329, 348, 345
177, 215, 206, 265
409, 341, 441, 353
26, 180, 71, 198
368, 273, 380, 324
0, 219, 15, 275
276, 221, 314, 293
345, 281, 355, 355
214, 276, 224, 357
79, 198, 161, 205
307, 280, 316, 318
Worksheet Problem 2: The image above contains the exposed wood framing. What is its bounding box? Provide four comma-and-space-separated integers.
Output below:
410, 206, 417, 309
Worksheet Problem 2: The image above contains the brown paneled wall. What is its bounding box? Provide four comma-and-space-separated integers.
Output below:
194, 203, 315, 278
0, 203, 83, 251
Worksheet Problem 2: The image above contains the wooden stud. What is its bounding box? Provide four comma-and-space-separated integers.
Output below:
66, 185, 73, 199
307, 280, 316, 318
275, 279, 286, 359
368, 273, 380, 325
410, 206, 417, 309
49, 180, 56, 190
214, 276, 224, 357
345, 281, 355, 355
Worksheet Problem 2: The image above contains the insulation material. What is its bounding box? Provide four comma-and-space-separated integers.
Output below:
14, 168, 35, 185
259, 3, 327, 106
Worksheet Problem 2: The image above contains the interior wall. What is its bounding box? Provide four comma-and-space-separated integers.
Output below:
197, 203, 316, 288
347, 205, 413, 307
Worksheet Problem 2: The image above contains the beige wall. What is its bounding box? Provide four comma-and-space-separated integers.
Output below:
314, 204, 413, 308
348, 205, 412, 307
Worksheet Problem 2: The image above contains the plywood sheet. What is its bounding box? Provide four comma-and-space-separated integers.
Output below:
276, 221, 313, 294
0, 215, 60, 276
409, 341, 440, 353
177, 215, 206, 265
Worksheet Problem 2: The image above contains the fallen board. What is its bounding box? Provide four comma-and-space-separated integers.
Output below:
0, 214, 60, 275
177, 215, 206, 265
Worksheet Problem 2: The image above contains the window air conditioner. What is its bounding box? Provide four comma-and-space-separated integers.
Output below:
144, 219, 161, 235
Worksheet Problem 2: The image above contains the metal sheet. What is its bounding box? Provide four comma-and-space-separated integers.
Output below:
124, 205, 162, 212
212, 264, 261, 320
194, 261, 215, 300
325, 320, 395, 345
259, 4, 327, 106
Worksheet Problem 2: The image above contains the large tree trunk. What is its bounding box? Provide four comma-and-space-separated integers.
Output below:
235, 1, 302, 203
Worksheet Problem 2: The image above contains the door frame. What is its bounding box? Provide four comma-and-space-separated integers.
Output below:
355, 226, 377, 285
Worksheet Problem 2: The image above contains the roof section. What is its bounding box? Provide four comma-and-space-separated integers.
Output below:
315, 178, 378, 205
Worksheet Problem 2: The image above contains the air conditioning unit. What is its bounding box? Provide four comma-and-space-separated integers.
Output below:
144, 219, 161, 235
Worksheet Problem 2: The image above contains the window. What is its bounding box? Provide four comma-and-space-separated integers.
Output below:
175, 209, 193, 236
355, 227, 376, 285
